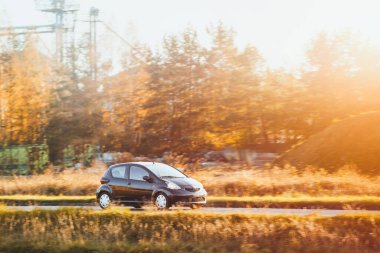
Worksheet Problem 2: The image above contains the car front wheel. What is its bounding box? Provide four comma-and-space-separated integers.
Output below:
155, 193, 170, 210
99, 192, 111, 209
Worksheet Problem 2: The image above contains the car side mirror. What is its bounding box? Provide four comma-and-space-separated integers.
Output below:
143, 175, 152, 182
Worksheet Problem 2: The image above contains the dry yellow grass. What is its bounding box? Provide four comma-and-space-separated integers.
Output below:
187, 166, 380, 196
1, 164, 380, 197
0, 167, 103, 195
0, 208, 379, 252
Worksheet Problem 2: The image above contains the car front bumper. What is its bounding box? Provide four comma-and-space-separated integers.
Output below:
166, 188, 207, 206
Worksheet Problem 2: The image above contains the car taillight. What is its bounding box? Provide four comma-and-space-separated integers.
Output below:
100, 177, 109, 184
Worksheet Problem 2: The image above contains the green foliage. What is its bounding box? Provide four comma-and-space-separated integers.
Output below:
0, 144, 48, 174
63, 144, 97, 167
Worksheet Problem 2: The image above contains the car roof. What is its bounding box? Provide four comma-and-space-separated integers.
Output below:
108, 161, 165, 169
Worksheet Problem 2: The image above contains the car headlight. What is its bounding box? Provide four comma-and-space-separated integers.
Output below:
166, 181, 181, 190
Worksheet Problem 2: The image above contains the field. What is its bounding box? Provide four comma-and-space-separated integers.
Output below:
188, 166, 380, 196
0, 208, 378, 253
1, 165, 380, 210
1, 165, 380, 197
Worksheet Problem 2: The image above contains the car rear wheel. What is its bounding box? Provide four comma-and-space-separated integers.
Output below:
99, 192, 111, 209
133, 203, 143, 209
155, 193, 170, 210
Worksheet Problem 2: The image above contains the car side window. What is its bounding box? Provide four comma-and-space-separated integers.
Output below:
129, 166, 149, 181
111, 166, 126, 179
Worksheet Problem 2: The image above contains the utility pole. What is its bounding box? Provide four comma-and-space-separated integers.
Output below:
89, 7, 99, 84
0, 1, 79, 73
35, 0, 79, 65
0, 63, 6, 136
54, 0, 64, 63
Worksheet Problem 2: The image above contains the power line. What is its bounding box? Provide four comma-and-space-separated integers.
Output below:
100, 21, 146, 61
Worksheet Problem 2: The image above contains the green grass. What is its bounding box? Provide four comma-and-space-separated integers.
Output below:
0, 208, 379, 253
2, 195, 380, 210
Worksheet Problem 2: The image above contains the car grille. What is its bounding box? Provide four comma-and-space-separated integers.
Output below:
185, 187, 200, 192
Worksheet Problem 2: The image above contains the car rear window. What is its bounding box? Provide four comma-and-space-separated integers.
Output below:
111, 166, 126, 179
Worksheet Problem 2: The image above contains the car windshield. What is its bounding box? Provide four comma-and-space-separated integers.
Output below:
146, 163, 187, 178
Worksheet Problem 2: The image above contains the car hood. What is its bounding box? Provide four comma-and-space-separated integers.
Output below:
164, 177, 202, 188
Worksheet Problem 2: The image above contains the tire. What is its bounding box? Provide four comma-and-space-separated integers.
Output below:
155, 193, 170, 210
133, 203, 143, 209
190, 204, 202, 209
98, 192, 111, 209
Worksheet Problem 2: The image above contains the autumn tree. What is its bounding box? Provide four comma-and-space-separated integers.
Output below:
302, 32, 361, 133
202, 24, 262, 149
0, 39, 51, 145
100, 45, 151, 152
141, 29, 207, 154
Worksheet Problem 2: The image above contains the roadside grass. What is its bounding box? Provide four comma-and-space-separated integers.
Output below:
3, 195, 380, 210
0, 195, 95, 201
207, 195, 380, 209
0, 195, 95, 205
0, 208, 379, 253
0, 168, 102, 196
189, 166, 380, 196
2, 165, 380, 197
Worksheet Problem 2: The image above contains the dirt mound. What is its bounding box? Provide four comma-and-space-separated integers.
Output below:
276, 112, 380, 175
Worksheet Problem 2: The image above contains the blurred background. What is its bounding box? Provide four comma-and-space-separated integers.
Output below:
2, 3, 380, 253
1, 0, 380, 175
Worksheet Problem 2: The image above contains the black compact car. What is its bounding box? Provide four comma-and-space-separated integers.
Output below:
96, 162, 207, 209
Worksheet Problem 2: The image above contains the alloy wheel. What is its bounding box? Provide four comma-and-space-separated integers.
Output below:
155, 194, 168, 209
99, 193, 111, 209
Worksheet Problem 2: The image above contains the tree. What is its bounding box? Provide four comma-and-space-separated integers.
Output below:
100, 45, 151, 153
302, 32, 359, 134
203, 24, 262, 149
0, 39, 51, 146
141, 29, 207, 154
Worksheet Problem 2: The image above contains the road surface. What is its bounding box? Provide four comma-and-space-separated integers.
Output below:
4, 206, 380, 216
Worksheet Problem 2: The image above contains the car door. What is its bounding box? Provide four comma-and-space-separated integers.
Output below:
127, 165, 154, 202
108, 165, 129, 200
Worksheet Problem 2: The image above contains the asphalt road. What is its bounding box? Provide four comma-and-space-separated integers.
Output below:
4, 206, 380, 216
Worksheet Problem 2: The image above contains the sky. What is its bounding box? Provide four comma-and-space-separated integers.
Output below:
0, 0, 380, 71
